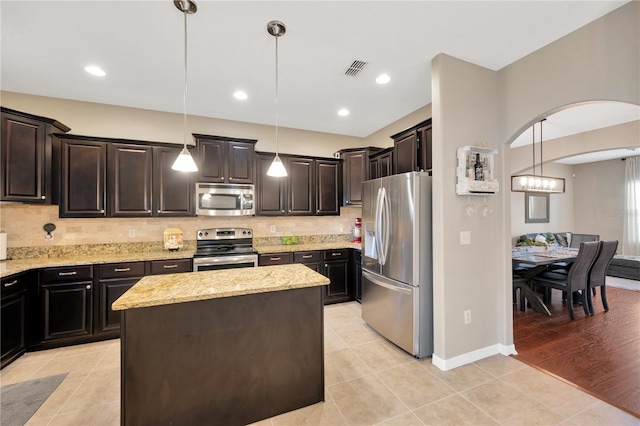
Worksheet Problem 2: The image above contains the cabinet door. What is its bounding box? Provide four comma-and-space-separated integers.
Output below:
323, 260, 350, 304
41, 282, 92, 341
369, 157, 379, 180
343, 150, 367, 206
394, 132, 417, 174
0, 112, 47, 203
96, 278, 138, 334
417, 124, 432, 172
379, 151, 393, 177
60, 139, 107, 218
227, 141, 254, 184
353, 250, 362, 302
109, 144, 153, 217
197, 138, 226, 183
316, 160, 340, 215
1, 290, 27, 368
287, 157, 314, 215
256, 154, 286, 215
153, 146, 194, 217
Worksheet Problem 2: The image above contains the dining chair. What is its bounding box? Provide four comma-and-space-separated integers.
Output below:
586, 240, 618, 314
531, 241, 600, 320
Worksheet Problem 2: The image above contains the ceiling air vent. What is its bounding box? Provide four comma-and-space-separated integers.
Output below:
344, 60, 368, 77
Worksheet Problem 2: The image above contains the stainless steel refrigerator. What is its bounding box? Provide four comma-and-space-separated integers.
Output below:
361, 172, 433, 358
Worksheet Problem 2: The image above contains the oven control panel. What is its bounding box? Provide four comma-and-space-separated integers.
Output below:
197, 228, 253, 240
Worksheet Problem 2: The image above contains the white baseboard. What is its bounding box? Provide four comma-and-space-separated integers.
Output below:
432, 343, 517, 371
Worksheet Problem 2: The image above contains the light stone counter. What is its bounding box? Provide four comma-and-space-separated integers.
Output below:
255, 241, 361, 254
0, 250, 195, 279
112, 263, 329, 311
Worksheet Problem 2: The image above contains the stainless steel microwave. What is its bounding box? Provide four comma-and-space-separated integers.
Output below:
195, 183, 255, 216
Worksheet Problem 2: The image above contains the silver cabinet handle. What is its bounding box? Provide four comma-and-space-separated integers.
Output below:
229, 177, 233, 180
302, 255, 313, 259
114, 268, 131, 272
163, 264, 178, 269
4, 280, 18, 287
270, 257, 281, 261
41, 195, 46, 200
58, 271, 77, 276
85, 285, 91, 290
100, 210, 105, 213
331, 252, 342, 257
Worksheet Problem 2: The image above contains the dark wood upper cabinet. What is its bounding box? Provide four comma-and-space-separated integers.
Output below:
255, 153, 287, 215
316, 160, 340, 215
109, 144, 153, 217
287, 157, 314, 215
369, 147, 393, 180
57, 134, 194, 218
58, 138, 107, 218
392, 119, 432, 174
1, 107, 69, 204
339, 148, 381, 206
153, 146, 194, 217
195, 135, 256, 184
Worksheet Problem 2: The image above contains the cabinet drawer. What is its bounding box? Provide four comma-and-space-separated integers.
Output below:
324, 249, 349, 261
258, 253, 293, 266
1, 273, 28, 298
41, 266, 93, 283
294, 251, 321, 263
98, 262, 145, 279
148, 259, 192, 275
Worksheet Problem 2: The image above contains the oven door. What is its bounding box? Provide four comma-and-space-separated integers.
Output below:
193, 254, 258, 271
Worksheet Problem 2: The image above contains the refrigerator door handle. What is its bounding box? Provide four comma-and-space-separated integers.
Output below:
375, 187, 384, 265
381, 186, 391, 265
362, 270, 412, 295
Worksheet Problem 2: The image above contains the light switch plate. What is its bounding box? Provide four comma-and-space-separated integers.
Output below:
460, 231, 471, 245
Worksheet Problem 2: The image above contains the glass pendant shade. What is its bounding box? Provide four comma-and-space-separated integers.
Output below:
171, 147, 198, 172
267, 154, 288, 177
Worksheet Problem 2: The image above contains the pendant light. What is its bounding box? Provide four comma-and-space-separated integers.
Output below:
511, 119, 565, 194
171, 0, 198, 172
266, 20, 288, 177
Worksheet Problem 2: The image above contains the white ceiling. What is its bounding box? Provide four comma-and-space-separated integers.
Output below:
1, 0, 631, 142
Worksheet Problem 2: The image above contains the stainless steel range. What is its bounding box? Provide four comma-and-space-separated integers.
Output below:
193, 228, 258, 271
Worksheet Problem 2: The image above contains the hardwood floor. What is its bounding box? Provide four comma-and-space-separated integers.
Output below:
513, 285, 640, 418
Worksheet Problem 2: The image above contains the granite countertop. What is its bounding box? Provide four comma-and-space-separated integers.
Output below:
112, 263, 329, 311
0, 250, 196, 279
0, 241, 362, 279
255, 241, 362, 254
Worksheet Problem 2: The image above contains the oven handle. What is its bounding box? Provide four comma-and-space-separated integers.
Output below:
193, 255, 258, 267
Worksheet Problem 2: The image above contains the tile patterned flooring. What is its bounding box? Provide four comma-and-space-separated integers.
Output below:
1, 301, 638, 425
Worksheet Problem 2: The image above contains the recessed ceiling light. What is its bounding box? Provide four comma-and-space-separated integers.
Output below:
233, 90, 248, 100
338, 109, 350, 117
375, 73, 391, 84
84, 65, 106, 77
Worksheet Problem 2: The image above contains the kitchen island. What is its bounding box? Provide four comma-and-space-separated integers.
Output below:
112, 263, 329, 426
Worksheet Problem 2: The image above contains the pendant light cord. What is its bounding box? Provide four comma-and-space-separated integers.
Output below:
274, 33, 279, 156
183, 9, 188, 149
532, 122, 536, 176
540, 119, 543, 176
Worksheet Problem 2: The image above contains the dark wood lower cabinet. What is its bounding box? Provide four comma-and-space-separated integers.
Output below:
96, 279, 139, 335
41, 281, 93, 341
1, 273, 29, 368
353, 250, 362, 303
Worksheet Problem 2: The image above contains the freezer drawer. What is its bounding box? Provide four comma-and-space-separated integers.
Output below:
361, 270, 415, 356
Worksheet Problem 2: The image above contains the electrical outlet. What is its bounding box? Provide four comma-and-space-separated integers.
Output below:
339, 224, 344, 233
464, 310, 471, 324
129, 228, 136, 238
270, 225, 276, 233
460, 231, 471, 245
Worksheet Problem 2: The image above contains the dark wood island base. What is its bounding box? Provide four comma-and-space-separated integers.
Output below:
120, 285, 325, 425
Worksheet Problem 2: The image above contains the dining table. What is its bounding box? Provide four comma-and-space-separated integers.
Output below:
512, 247, 579, 315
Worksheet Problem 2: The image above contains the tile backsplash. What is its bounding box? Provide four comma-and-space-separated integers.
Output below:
0, 203, 362, 249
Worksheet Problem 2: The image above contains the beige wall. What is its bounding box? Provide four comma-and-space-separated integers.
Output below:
510, 163, 575, 238
573, 159, 626, 243
0, 91, 364, 158
363, 104, 432, 148
431, 1, 639, 368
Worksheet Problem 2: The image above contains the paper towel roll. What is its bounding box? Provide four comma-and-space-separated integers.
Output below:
0, 231, 6, 261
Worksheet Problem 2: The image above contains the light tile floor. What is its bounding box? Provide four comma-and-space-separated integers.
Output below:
1, 301, 638, 425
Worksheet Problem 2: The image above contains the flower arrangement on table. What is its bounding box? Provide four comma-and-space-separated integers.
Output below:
517, 232, 556, 252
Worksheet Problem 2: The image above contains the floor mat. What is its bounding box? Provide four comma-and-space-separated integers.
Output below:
1, 373, 67, 426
